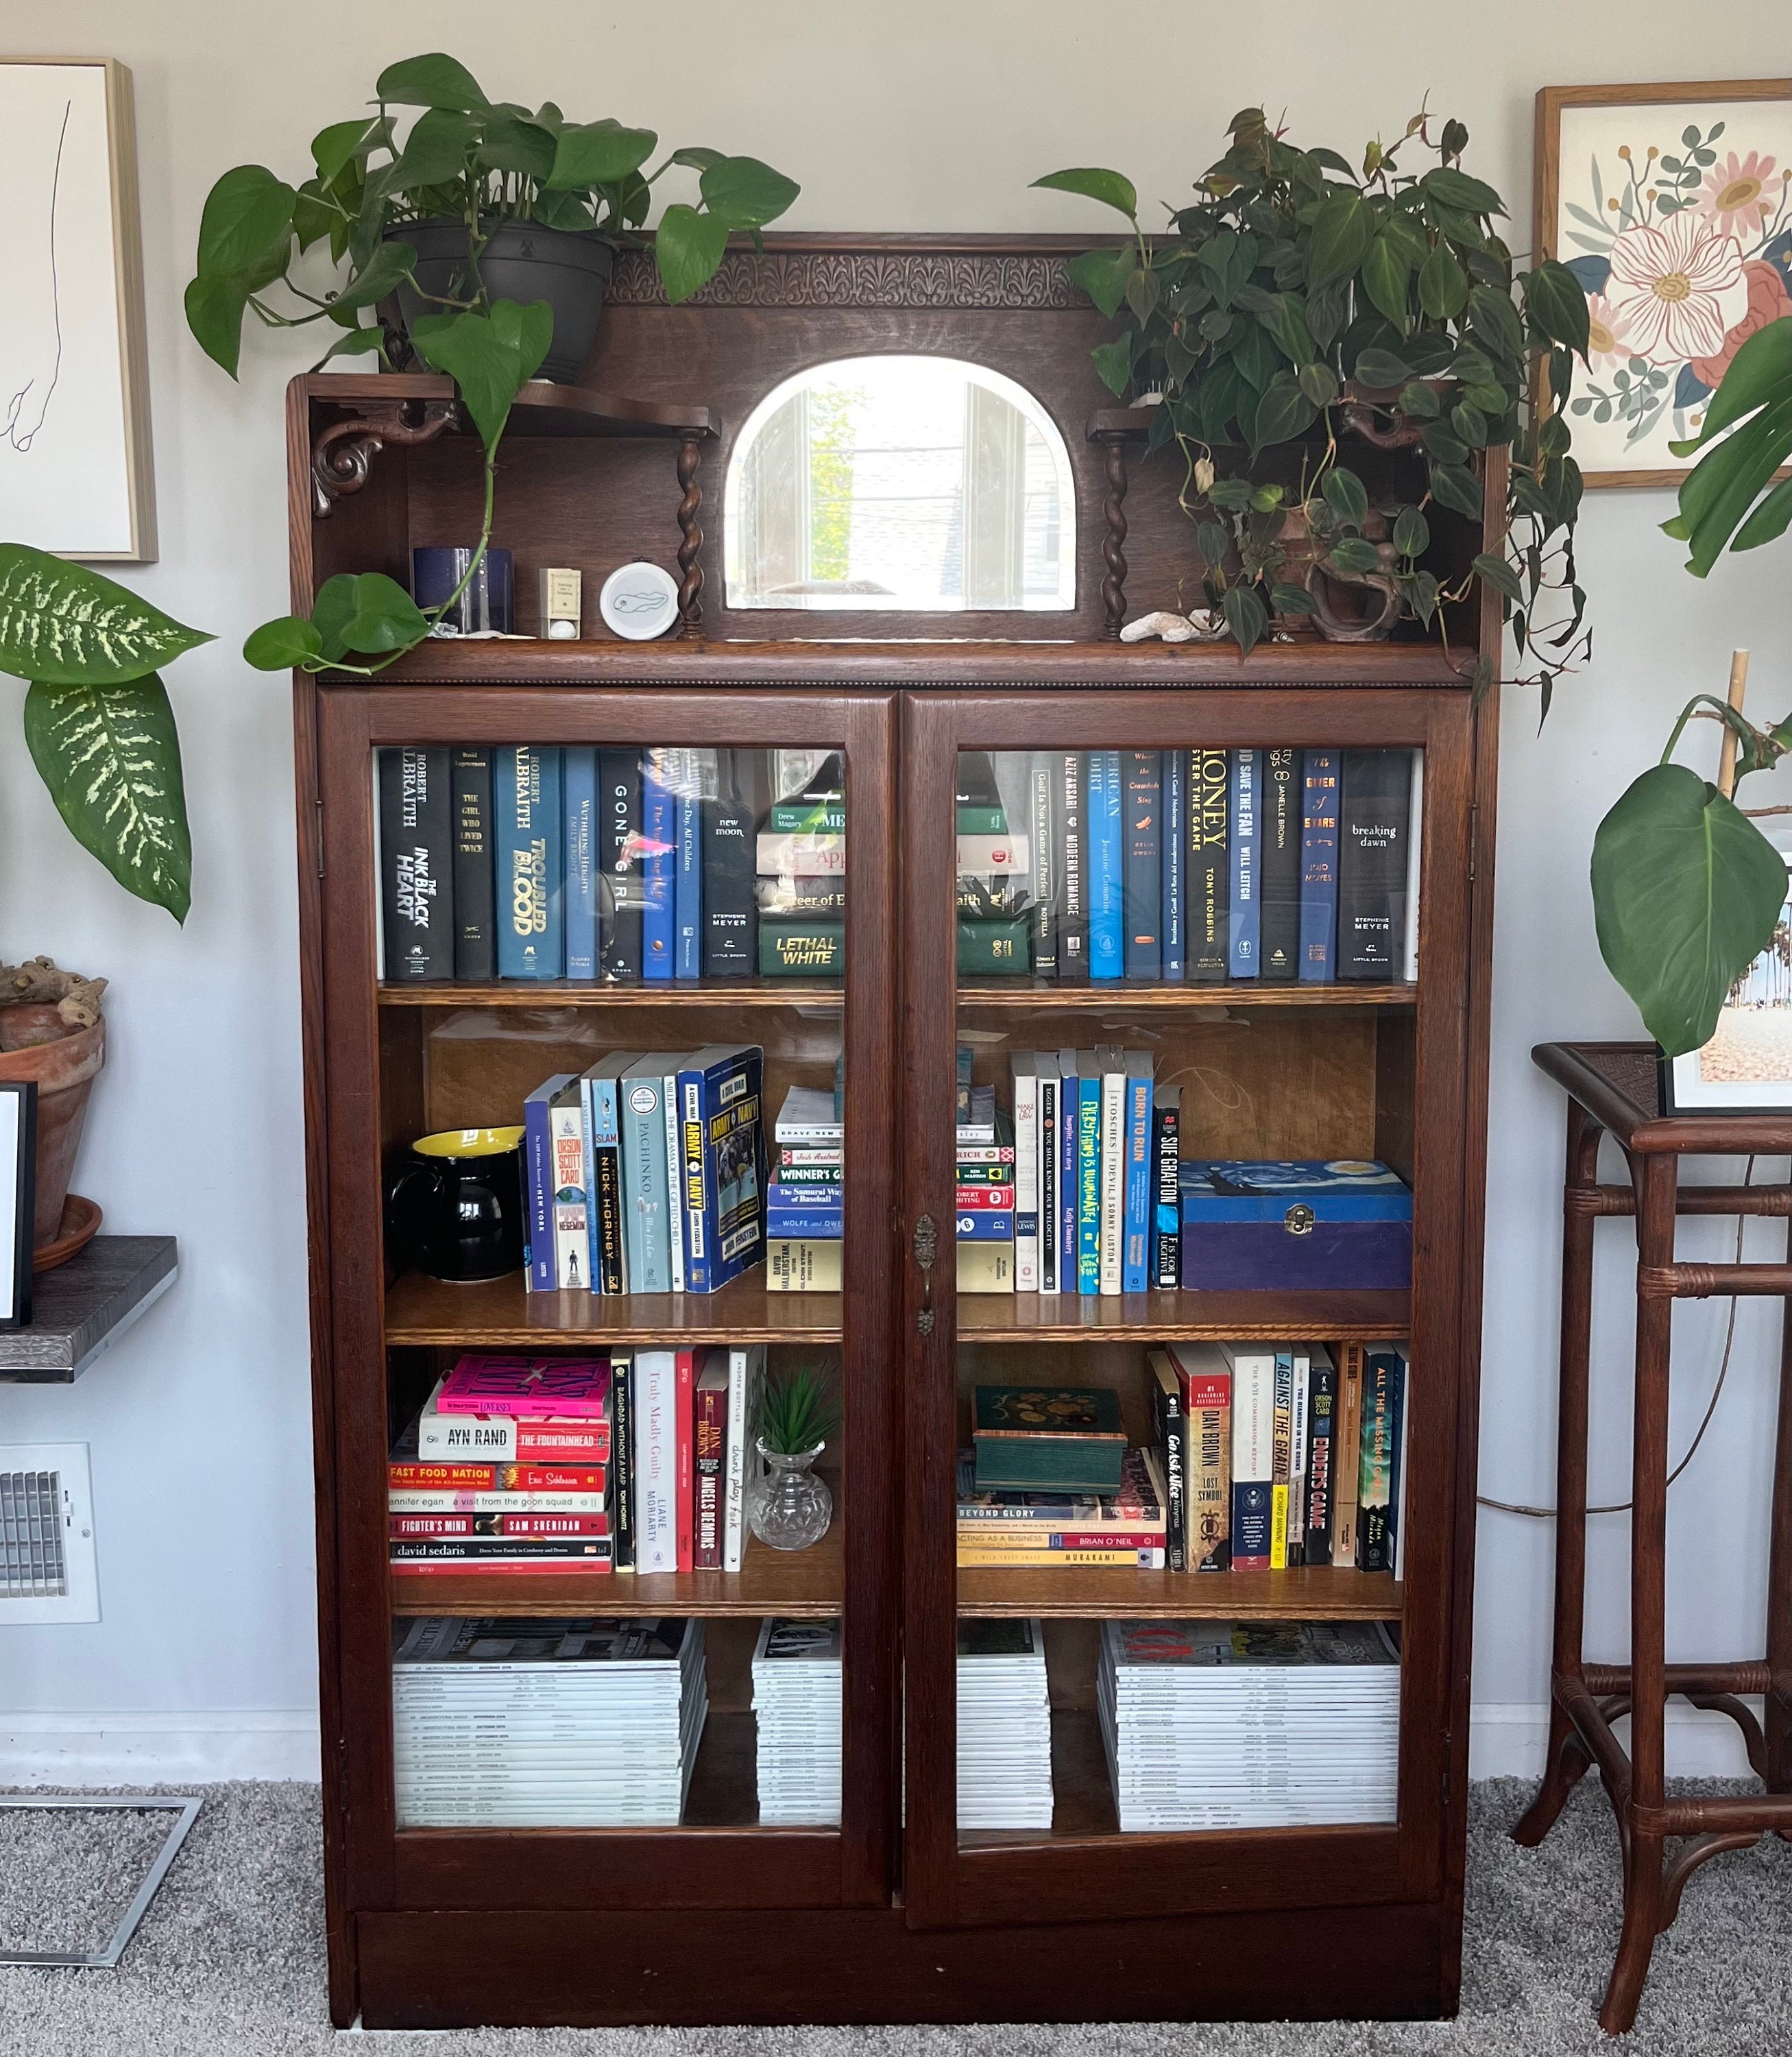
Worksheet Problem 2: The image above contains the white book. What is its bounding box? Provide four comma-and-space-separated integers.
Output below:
1098, 1044, 1126, 1295
1223, 1343, 1277, 1564
723, 1343, 764, 1573
1289, 1346, 1311, 1564
635, 1349, 677, 1572
775, 1085, 845, 1143
955, 832, 1030, 876
550, 1085, 589, 1292
1403, 749, 1424, 983
758, 831, 846, 874
388, 1491, 607, 1515
1037, 1056, 1061, 1295
1010, 1052, 1039, 1292
661, 1063, 686, 1293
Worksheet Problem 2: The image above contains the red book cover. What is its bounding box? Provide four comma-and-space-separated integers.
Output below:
387, 1460, 607, 1492
389, 1559, 613, 1576
694, 1355, 728, 1569
956, 1184, 1017, 1210
514, 1422, 608, 1460
675, 1349, 696, 1573
390, 1512, 611, 1539
437, 1354, 611, 1419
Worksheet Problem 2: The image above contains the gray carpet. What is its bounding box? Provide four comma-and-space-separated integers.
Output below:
0, 1779, 1787, 2053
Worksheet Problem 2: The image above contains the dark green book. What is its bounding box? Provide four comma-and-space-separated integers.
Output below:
767, 798, 846, 833
972, 1384, 1127, 1492
760, 921, 845, 976
957, 917, 1030, 975
956, 805, 1008, 834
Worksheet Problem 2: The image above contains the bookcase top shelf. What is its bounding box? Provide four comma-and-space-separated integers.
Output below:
306, 371, 719, 440
349, 636, 1473, 690
376, 980, 847, 1009
956, 1563, 1402, 1621
958, 1289, 1409, 1343
374, 981, 1415, 1011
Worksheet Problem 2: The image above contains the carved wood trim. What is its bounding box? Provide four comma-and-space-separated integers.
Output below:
312, 399, 458, 519
607, 247, 1086, 311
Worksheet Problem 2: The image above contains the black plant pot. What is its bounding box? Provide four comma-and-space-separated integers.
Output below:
387, 219, 616, 384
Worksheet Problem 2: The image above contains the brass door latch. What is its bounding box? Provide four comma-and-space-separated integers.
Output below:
913, 1213, 936, 1334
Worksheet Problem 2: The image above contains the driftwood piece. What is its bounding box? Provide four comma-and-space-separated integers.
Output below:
0, 958, 108, 1031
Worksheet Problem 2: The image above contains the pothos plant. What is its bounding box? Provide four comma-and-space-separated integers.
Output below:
0, 545, 208, 921
186, 51, 798, 677
1037, 106, 1592, 695
1590, 317, 1792, 1055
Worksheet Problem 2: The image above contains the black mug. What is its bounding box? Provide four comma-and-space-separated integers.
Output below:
385, 1127, 526, 1282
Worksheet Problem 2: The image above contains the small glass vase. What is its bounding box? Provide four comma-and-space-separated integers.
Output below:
749, 1439, 832, 1552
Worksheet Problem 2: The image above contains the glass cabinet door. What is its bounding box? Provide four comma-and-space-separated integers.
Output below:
315, 686, 897, 1913
901, 688, 1472, 1929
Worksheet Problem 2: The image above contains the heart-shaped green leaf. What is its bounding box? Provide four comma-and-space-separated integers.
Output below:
1321, 466, 1369, 526
1430, 462, 1484, 519
1523, 259, 1591, 358
409, 299, 551, 449
1250, 374, 1317, 450
195, 165, 295, 280
329, 240, 415, 317
1091, 330, 1137, 398
476, 112, 558, 182
392, 108, 483, 191
653, 204, 731, 306
376, 53, 488, 112
1305, 191, 1372, 291
1353, 346, 1413, 390
1393, 505, 1430, 558
1361, 233, 1412, 326
1297, 361, 1340, 407
24, 673, 191, 922
184, 272, 255, 378
243, 616, 325, 671
1418, 244, 1468, 320
1425, 166, 1505, 217
1399, 380, 1442, 419
312, 117, 386, 183
331, 573, 431, 655
1472, 549, 1523, 601
1221, 581, 1268, 655
1066, 245, 1135, 319
699, 155, 799, 228
1327, 536, 1383, 575
548, 119, 657, 190
1032, 167, 1139, 221
1592, 762, 1788, 1055
0, 546, 213, 686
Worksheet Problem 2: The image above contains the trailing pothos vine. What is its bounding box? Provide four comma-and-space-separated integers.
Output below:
1037, 105, 1593, 699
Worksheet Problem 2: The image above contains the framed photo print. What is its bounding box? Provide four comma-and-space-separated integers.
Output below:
1535, 79, 1792, 488
1662, 854, 1792, 1115
0, 1081, 36, 1328
0, 58, 156, 559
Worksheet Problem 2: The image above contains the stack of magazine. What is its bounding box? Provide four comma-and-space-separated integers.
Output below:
956, 1617, 1054, 1831
751, 1617, 843, 1825
391, 1615, 707, 1827
1097, 1617, 1400, 1831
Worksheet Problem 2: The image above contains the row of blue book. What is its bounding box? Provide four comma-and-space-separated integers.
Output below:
956, 746, 1420, 985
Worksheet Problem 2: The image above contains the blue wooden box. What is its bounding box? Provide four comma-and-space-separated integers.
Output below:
1179, 1159, 1413, 1292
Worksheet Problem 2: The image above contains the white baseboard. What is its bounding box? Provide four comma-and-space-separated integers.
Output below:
1469, 1698, 1766, 1779
0, 1711, 320, 1785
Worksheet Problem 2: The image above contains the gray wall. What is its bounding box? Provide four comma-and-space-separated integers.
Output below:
2, 0, 1786, 1777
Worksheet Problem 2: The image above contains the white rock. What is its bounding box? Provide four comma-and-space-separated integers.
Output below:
1120, 610, 1191, 642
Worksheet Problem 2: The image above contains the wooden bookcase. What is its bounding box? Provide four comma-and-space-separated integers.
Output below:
291, 237, 1501, 2030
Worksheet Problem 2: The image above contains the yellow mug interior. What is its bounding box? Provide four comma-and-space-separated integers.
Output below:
412, 1126, 524, 1159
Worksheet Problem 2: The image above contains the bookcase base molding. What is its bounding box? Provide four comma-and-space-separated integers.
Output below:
355, 1903, 1452, 2028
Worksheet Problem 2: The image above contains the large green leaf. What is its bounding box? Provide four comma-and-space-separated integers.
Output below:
243, 616, 325, 671
1662, 320, 1792, 573
1524, 260, 1591, 357
23, 673, 191, 923
376, 53, 488, 112
195, 165, 295, 277
408, 299, 552, 450
1360, 232, 1412, 326
476, 112, 557, 182
547, 119, 657, 190
1423, 166, 1505, 217
1592, 762, 1788, 1055
184, 272, 254, 377
1418, 244, 1468, 320
391, 108, 482, 191
1306, 191, 1372, 291
654, 204, 730, 305
699, 155, 799, 228
1065, 244, 1135, 319
313, 117, 387, 183
0, 546, 213, 686
327, 240, 415, 317
1032, 167, 1139, 221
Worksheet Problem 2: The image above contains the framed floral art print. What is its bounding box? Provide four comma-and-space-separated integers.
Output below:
1536, 80, 1792, 486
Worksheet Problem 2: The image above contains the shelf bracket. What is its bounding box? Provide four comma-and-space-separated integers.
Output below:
311, 398, 460, 519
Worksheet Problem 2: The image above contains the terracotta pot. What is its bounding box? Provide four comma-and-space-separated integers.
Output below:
0, 1008, 106, 1247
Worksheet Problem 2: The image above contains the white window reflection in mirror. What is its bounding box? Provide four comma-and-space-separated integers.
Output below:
724, 355, 1075, 611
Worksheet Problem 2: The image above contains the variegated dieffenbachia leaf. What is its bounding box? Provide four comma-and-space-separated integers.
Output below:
23, 674, 192, 922
0, 544, 213, 686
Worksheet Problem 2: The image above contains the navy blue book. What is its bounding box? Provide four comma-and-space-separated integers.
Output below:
1161, 747, 1186, 982
1259, 747, 1301, 982
563, 747, 599, 981
495, 746, 564, 980
675, 1043, 766, 1291
675, 748, 704, 980
1299, 748, 1340, 983
641, 748, 676, 983
1088, 749, 1124, 981
598, 748, 643, 983
1228, 747, 1260, 979
1122, 749, 1162, 980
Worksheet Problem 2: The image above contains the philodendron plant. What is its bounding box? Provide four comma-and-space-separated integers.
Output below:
0, 545, 208, 922
1037, 106, 1591, 694
187, 51, 798, 679
1590, 317, 1792, 1056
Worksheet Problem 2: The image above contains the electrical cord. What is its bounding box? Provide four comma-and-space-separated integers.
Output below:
1477, 1156, 1755, 1519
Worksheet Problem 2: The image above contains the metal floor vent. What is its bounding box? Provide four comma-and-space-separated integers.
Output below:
0, 1445, 99, 1622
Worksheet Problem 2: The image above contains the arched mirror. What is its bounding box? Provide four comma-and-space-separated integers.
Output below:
724, 355, 1076, 612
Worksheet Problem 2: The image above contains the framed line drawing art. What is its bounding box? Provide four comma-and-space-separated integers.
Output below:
1661, 852, 1792, 1116
0, 1081, 34, 1330
1536, 79, 1792, 488
0, 58, 156, 559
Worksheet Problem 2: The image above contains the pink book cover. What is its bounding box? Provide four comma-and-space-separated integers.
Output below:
436, 1355, 612, 1419
675, 1349, 695, 1574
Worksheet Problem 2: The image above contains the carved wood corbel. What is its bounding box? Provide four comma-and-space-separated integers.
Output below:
311, 399, 459, 518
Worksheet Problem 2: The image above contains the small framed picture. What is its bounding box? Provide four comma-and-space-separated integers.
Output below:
1662, 854, 1792, 1114
0, 1081, 36, 1327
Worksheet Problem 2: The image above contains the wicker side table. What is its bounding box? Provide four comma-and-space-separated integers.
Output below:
1515, 1042, 1792, 2033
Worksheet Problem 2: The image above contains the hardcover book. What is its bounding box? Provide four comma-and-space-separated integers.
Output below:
1037, 1056, 1061, 1295
761, 922, 845, 977
1087, 750, 1124, 980
701, 750, 757, 978
1161, 746, 1186, 983
1122, 1051, 1153, 1293
1226, 1342, 1275, 1568
694, 1356, 727, 1569
1259, 746, 1300, 981
1148, 1349, 1189, 1571
1228, 747, 1260, 978
449, 747, 494, 981
757, 875, 847, 915
1189, 747, 1230, 982
522, 1072, 575, 1293
633, 1348, 677, 1574
563, 746, 600, 981
609, 1351, 633, 1569
1028, 752, 1059, 978
619, 1053, 683, 1294
1057, 750, 1089, 982
1074, 1051, 1102, 1295
598, 746, 643, 982
380, 747, 454, 981
436, 1354, 612, 1419
957, 917, 1029, 975
495, 745, 565, 981
1172, 1341, 1233, 1572
1337, 747, 1414, 981
1011, 1053, 1039, 1293
1122, 749, 1162, 980
408, 1383, 609, 1465
1270, 1348, 1294, 1570
1358, 1343, 1407, 1573
971, 1384, 1127, 1492
549, 1081, 590, 1290
1333, 1341, 1365, 1569
1299, 747, 1340, 983
765, 1238, 843, 1291
675, 1044, 766, 1292
1304, 1343, 1338, 1567
675, 747, 705, 979
641, 748, 677, 981
580, 1053, 635, 1295
1152, 1085, 1181, 1290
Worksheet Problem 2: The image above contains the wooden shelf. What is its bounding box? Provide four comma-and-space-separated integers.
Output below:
384, 1268, 842, 1346
956, 1289, 1408, 1343
956, 1563, 1401, 1620
378, 980, 841, 1009
308, 371, 718, 441
957, 982, 1415, 1009
390, 1525, 842, 1617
